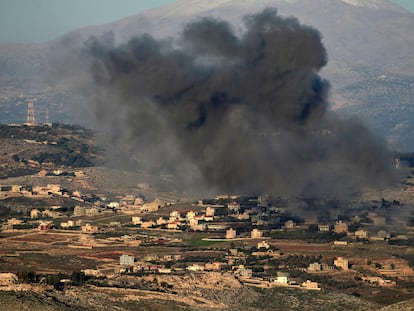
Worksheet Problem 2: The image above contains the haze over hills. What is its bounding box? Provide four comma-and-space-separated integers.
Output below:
0, 0, 413, 149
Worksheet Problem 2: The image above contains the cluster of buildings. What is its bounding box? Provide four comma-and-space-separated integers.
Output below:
114, 247, 322, 290
1, 174, 412, 294
131, 207, 215, 231
0, 180, 395, 243
238, 270, 320, 290
0, 183, 63, 199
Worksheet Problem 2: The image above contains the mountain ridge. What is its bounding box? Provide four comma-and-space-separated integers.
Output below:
0, 0, 413, 149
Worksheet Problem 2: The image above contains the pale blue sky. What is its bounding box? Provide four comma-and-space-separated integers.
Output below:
0, 0, 176, 43
395, 0, 414, 12
0, 0, 412, 43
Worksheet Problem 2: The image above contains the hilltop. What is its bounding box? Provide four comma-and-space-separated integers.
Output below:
0, 124, 98, 179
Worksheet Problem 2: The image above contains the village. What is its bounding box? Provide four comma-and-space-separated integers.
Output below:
1, 165, 414, 305
0, 124, 413, 306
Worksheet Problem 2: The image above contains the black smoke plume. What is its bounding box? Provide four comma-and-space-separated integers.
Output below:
55, 9, 398, 198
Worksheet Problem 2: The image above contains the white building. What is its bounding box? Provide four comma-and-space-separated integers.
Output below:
107, 202, 120, 209
60, 220, 76, 229
120, 254, 135, 266
318, 224, 331, 232
186, 264, 204, 272
275, 272, 289, 284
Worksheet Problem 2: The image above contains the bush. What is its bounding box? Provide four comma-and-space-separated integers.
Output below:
18, 270, 37, 283
70, 271, 87, 286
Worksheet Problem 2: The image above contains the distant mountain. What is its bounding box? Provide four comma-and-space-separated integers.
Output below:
68, 0, 413, 77
0, 0, 413, 149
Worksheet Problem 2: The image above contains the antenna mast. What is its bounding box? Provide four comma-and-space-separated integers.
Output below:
26, 99, 36, 125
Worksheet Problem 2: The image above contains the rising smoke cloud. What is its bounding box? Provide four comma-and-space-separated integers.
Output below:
54, 9, 398, 198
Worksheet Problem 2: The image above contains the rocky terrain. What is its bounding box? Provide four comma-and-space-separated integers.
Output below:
0, 283, 382, 311
380, 298, 414, 310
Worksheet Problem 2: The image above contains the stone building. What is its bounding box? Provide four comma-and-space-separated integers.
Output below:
226, 228, 237, 239
251, 228, 263, 239
334, 221, 348, 234
334, 257, 349, 270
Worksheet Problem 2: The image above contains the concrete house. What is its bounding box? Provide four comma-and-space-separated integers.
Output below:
226, 228, 237, 239
334, 221, 348, 234
334, 257, 349, 270
251, 228, 263, 239
275, 272, 289, 284
120, 254, 135, 266
81, 223, 99, 233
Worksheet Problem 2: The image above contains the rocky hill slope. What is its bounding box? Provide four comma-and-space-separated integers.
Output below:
0, 285, 382, 311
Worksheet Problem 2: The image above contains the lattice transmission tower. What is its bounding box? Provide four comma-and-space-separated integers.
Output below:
26, 99, 36, 125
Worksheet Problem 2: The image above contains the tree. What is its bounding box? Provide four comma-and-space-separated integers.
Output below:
70, 271, 87, 286
18, 270, 36, 283
46, 274, 61, 286
54, 282, 65, 291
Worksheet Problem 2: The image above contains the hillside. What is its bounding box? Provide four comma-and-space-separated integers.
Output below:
0, 285, 381, 311
0, 291, 74, 311
380, 298, 414, 310
0, 0, 413, 149
0, 124, 99, 179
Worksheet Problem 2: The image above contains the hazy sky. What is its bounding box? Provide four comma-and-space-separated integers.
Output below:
0, 0, 413, 43
0, 0, 175, 43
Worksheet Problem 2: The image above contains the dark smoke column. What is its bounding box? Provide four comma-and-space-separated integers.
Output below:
86, 8, 397, 198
